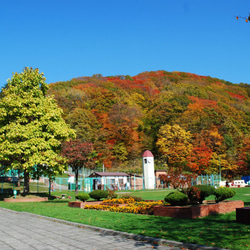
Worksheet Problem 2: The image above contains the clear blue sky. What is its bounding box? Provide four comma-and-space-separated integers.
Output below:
0, 0, 249, 89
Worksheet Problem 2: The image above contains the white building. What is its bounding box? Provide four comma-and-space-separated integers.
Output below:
142, 150, 155, 189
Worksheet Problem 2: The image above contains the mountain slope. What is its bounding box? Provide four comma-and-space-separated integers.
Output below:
48, 70, 250, 177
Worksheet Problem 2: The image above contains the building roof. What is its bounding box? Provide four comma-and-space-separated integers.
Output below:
89, 172, 129, 177
142, 150, 154, 157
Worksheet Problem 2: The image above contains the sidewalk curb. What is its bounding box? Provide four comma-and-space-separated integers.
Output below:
0, 207, 230, 250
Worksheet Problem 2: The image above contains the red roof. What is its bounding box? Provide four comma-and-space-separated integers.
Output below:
142, 150, 154, 157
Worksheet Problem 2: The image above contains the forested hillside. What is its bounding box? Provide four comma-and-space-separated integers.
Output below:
48, 71, 250, 177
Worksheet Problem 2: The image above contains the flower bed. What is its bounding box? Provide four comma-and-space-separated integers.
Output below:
153, 200, 244, 219
102, 197, 136, 204
84, 199, 163, 215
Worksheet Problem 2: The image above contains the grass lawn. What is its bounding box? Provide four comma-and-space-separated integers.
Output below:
0, 187, 250, 250
1, 181, 49, 193
117, 188, 172, 200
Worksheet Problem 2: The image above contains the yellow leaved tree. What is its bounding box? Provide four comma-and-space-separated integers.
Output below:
0, 67, 75, 194
156, 124, 192, 168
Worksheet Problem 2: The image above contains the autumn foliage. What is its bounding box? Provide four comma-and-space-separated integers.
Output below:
49, 70, 250, 177
61, 139, 95, 194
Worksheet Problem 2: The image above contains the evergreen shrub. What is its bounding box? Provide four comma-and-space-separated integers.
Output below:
75, 193, 90, 202
164, 191, 188, 206
89, 190, 109, 201
214, 187, 236, 203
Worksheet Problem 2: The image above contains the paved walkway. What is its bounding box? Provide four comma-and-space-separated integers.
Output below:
0, 208, 226, 250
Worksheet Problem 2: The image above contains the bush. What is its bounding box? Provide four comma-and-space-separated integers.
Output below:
164, 191, 188, 206
214, 187, 236, 203
194, 185, 215, 204
182, 186, 201, 205
107, 188, 118, 199
89, 190, 109, 201
75, 193, 90, 202
182, 185, 216, 204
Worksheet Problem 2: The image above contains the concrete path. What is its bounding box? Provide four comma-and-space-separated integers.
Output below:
0, 208, 225, 250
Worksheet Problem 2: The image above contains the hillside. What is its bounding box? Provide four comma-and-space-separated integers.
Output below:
48, 70, 250, 177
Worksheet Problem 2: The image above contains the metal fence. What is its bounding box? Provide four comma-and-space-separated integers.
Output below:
52, 174, 222, 192
0, 173, 223, 194
192, 174, 221, 187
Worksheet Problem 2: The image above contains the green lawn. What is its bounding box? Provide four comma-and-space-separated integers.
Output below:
117, 188, 172, 200
0, 181, 49, 193
0, 187, 250, 250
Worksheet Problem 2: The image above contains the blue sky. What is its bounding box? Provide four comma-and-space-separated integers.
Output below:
0, 0, 250, 89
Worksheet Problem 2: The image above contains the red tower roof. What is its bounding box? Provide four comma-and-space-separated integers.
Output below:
142, 150, 154, 157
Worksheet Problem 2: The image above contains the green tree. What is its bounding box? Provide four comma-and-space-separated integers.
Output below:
0, 67, 75, 194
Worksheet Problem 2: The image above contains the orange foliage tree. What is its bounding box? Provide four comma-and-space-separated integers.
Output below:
48, 70, 250, 176
187, 140, 213, 175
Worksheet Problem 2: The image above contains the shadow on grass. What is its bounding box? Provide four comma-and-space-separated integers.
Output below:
45, 200, 70, 204
0, 191, 60, 201
110, 212, 250, 250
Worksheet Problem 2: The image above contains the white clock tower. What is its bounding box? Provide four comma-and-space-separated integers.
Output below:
142, 150, 155, 189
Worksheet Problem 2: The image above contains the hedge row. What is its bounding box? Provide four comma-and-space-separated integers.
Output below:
165, 186, 236, 206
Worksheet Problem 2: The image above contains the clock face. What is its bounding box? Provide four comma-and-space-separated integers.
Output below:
148, 159, 151, 163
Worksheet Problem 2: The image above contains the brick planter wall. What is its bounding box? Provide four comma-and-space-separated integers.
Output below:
68, 201, 85, 208
236, 207, 250, 224
153, 200, 244, 219
68, 201, 103, 208
4, 197, 48, 202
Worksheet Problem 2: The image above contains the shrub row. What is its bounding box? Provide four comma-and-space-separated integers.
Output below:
165, 186, 236, 206
76, 190, 109, 202
75, 191, 142, 202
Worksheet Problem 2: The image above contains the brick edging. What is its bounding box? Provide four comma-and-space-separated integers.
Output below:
154, 200, 244, 219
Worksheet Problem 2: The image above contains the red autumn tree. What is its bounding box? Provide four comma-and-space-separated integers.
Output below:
237, 135, 250, 176
159, 167, 197, 189
61, 139, 95, 195
187, 140, 213, 174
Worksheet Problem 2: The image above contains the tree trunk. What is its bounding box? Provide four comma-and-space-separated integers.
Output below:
17, 170, 21, 187
23, 169, 30, 195
49, 178, 51, 197
75, 169, 79, 196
